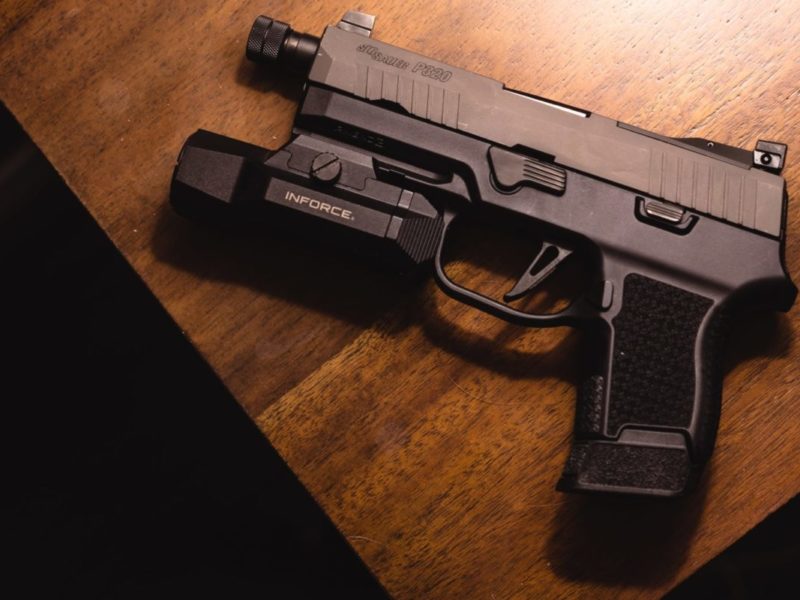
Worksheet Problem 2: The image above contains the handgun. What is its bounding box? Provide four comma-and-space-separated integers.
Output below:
170, 11, 796, 497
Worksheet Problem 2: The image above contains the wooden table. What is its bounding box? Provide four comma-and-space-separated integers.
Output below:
2, 1, 798, 597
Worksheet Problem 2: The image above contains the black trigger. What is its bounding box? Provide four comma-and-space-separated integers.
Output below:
504, 242, 572, 302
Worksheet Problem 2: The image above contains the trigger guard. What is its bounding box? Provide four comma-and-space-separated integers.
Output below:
432, 210, 593, 328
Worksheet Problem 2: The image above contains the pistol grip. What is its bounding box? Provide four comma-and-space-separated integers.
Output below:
557, 274, 729, 497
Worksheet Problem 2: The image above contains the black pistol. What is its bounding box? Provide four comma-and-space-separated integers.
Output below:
170, 11, 796, 497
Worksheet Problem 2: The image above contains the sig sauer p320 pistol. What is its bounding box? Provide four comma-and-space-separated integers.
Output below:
170, 11, 796, 497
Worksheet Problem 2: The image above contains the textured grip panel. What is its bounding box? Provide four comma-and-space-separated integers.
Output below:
564, 442, 690, 492
574, 374, 604, 435
607, 275, 713, 434
558, 274, 728, 496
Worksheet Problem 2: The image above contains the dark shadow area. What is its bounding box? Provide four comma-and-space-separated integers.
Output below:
723, 310, 792, 371
151, 201, 420, 330
545, 482, 710, 588
668, 495, 799, 598
420, 299, 583, 380
2, 103, 388, 598
234, 57, 306, 103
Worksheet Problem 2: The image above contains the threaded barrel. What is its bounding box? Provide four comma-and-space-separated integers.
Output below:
246, 16, 319, 74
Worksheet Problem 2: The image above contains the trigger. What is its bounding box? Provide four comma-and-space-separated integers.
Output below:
504, 242, 572, 302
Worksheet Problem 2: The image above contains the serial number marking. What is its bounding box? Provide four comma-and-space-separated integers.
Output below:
332, 124, 385, 150
284, 191, 354, 221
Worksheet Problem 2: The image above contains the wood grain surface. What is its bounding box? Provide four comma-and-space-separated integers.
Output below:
2, 1, 799, 597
